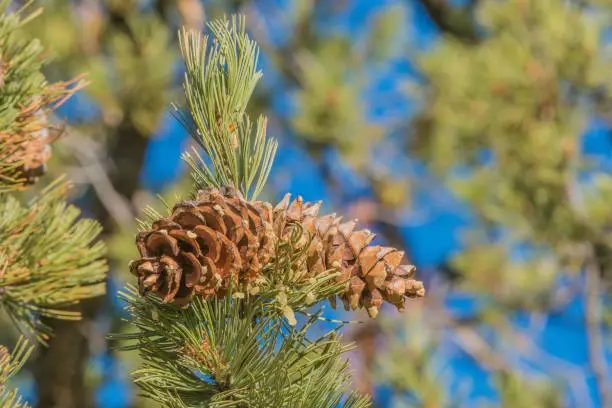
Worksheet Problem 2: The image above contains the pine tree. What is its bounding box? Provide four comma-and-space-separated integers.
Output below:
115, 16, 425, 407
0, 2, 107, 406
375, 0, 612, 406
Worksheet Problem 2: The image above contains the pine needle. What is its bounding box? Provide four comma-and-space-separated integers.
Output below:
173, 15, 277, 200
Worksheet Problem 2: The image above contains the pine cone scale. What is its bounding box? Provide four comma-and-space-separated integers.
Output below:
139, 231, 179, 257
181, 252, 202, 288
276, 194, 425, 317
192, 225, 221, 261
169, 230, 202, 257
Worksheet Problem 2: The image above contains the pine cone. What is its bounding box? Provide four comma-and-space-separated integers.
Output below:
273, 194, 425, 318
18, 113, 52, 184
0, 52, 5, 89
130, 186, 425, 316
130, 186, 275, 305
1, 110, 52, 185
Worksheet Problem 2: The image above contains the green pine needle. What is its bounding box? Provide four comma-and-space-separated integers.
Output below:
0, 179, 107, 344
173, 15, 277, 200
119, 14, 370, 407
113, 287, 370, 408
0, 337, 32, 408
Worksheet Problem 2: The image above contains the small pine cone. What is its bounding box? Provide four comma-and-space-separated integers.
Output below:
130, 186, 275, 305
19, 113, 52, 184
273, 194, 425, 318
3, 110, 52, 185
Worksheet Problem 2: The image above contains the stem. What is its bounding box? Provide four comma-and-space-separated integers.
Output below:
585, 246, 611, 408
452, 323, 510, 373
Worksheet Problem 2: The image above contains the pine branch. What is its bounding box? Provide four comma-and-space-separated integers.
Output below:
0, 180, 107, 344
118, 15, 377, 407
114, 287, 370, 408
173, 16, 277, 200
26, 2, 173, 405
0, 337, 32, 408
120, 14, 427, 407
0, 1, 87, 191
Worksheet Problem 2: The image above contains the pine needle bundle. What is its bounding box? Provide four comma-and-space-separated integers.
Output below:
0, 180, 107, 343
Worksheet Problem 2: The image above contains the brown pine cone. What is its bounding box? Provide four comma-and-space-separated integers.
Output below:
130, 186, 425, 316
130, 186, 275, 305
273, 194, 425, 318
1, 110, 52, 186
18, 112, 52, 184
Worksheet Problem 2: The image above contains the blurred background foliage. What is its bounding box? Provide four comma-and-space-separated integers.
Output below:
3, 0, 612, 407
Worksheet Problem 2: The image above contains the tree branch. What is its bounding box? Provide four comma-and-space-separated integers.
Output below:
416, 0, 480, 43
60, 133, 135, 226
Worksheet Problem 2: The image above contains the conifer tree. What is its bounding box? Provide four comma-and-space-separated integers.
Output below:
116, 16, 425, 407
0, 2, 107, 406
376, 0, 612, 406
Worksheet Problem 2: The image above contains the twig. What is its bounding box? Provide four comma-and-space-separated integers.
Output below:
416, 0, 481, 44
451, 322, 510, 373
512, 324, 594, 407
60, 133, 135, 226
447, 302, 593, 405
